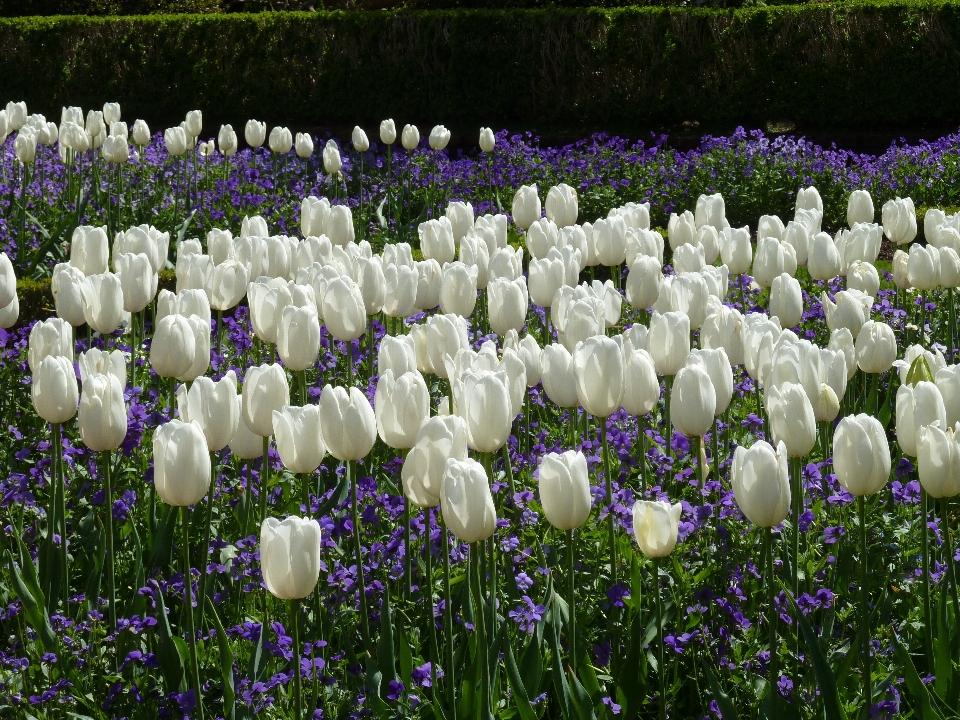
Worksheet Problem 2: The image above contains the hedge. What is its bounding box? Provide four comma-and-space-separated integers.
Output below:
0, 4, 958, 133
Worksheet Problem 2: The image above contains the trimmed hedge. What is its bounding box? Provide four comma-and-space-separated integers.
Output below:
0, 4, 958, 132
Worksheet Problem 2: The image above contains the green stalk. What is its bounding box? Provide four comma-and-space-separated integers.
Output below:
664, 376, 673, 483
259, 436, 270, 529
180, 506, 204, 720
791, 457, 802, 602
103, 451, 116, 631
567, 529, 577, 668
654, 556, 666, 720
600, 417, 619, 678
941, 497, 960, 628
169, 377, 176, 422
439, 512, 457, 720
471, 543, 491, 720
198, 451, 216, 630
55, 423, 68, 610
766, 528, 778, 716
711, 419, 720, 486
425, 508, 439, 697
404, 492, 412, 601
290, 598, 302, 720
922, 488, 934, 669
638, 415, 647, 493
350, 459, 372, 653
858, 496, 870, 708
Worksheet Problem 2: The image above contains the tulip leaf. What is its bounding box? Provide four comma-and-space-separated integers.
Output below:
247, 613, 267, 685
783, 591, 845, 720
124, 519, 146, 620
934, 594, 953, 699
893, 633, 945, 720
206, 597, 236, 720
397, 621, 414, 695
148, 505, 178, 572
566, 667, 597, 720
375, 198, 388, 229
175, 209, 198, 248
504, 636, 539, 720
519, 625, 544, 699
6, 549, 58, 655
377, 581, 399, 689
154, 586, 187, 693
545, 592, 572, 720
906, 355, 935, 386
700, 659, 739, 720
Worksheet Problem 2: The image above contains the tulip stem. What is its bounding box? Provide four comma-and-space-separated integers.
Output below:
654, 555, 666, 720
103, 451, 117, 632
55, 423, 68, 611
260, 436, 270, 530
404, 495, 412, 602
766, 527, 778, 716
439, 512, 456, 720
711, 420, 720, 488
290, 598, 303, 720
791, 457, 802, 603
199, 451, 216, 631
424, 508, 439, 698
858, 495, 871, 708
600, 417, 619, 679
921, 488, 934, 669
941, 497, 960, 629
470, 543, 491, 720
638, 415, 648, 493
664, 376, 673, 484
169, 377, 176, 422
567, 529, 577, 669
350, 459, 372, 654
180, 506, 204, 720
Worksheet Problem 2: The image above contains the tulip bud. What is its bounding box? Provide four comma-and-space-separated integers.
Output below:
512, 184, 541, 230
51, 263, 86, 327
882, 197, 917, 245
439, 261, 478, 318
765, 382, 816, 457
896, 380, 946, 457
382, 264, 418, 320
907, 243, 941, 291
5, 101, 26, 131
102, 134, 129, 164
217, 124, 237, 156
573, 336, 625, 418
295, 132, 314, 159
673, 242, 705, 274
429, 125, 451, 151
243, 119, 266, 148
452, 369, 513, 452
268, 126, 293, 154
855, 320, 897, 374
272, 405, 326, 474
445, 201, 474, 243
846, 260, 880, 296
127, 119, 149, 147
402, 415, 469, 507
380, 119, 397, 145
731, 440, 791, 527
649, 310, 690, 376
323, 139, 341, 175
918, 422, 960, 498
937, 365, 960, 427
479, 127, 495, 152
13, 130, 36, 163
440, 458, 496, 543
70, 225, 109, 276
670, 363, 716, 437
488, 277, 528, 337
834, 414, 892, 496
625, 254, 663, 311
822, 289, 872, 339
892, 249, 911, 290
32, 355, 79, 424
378, 334, 417, 377
769, 272, 802, 328
209, 260, 248, 312
489, 246, 524, 282
845, 190, 874, 227
753, 236, 797, 288
828, 327, 857, 379
242, 364, 291, 437
28, 317, 73, 373
183, 109, 202, 138
78, 348, 125, 390
401, 124, 420, 150
318, 384, 376, 461
808, 232, 841, 280
419, 217, 455, 264
719, 226, 752, 274
80, 272, 124, 335
538, 450, 591, 530
667, 211, 696, 251
278, 304, 321, 371
153, 419, 210, 507
260, 516, 323, 600
352, 126, 369, 152
78, 372, 127, 451
228, 394, 263, 460
530, 253, 566, 308
163, 126, 188, 156
546, 184, 578, 229
633, 499, 683, 557
594, 215, 628, 267
376, 370, 430, 449
175, 371, 239, 452
687, 347, 733, 415
322, 276, 366, 342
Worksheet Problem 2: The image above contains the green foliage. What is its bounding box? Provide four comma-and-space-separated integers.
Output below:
0, 4, 959, 129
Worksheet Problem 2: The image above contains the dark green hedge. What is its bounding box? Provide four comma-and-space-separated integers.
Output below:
0, 4, 957, 131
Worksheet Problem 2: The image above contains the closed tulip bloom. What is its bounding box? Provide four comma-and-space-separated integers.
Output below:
560, 296, 605, 351
847, 260, 880, 296
594, 215, 628, 266
546, 184, 578, 228
209, 260, 248, 311
153, 419, 210, 506
269, 126, 293, 154
32, 355, 79, 424
794, 186, 823, 215
834, 414, 892, 496
538, 450, 591, 530
175, 315, 210, 383
295, 132, 314, 159
78, 372, 127, 451
217, 124, 238, 156
453, 369, 513, 452
673, 243, 705, 274
244, 119, 267, 147
695, 193, 727, 231
412, 259, 441, 310
175, 371, 239, 452
351, 126, 369, 152
808, 232, 841, 280
765, 382, 816, 457
572, 336, 625, 418
526, 217, 559, 260
277, 304, 321, 371
78, 348, 125, 389
783, 222, 811, 266
15, 131, 36, 163
325, 204, 354, 247
670, 363, 716, 437
242, 364, 290, 437
769, 272, 802, 328
530, 252, 566, 308
936, 366, 960, 427
378, 335, 416, 377
6, 101, 26, 131
731, 440, 791, 527
80, 272, 124, 335
401, 124, 420, 150
822, 289, 872, 339
488, 246, 524, 283
667, 211, 696, 251
318, 384, 376, 461
51, 263, 87, 326
272, 405, 326, 474
829, 326, 857, 380
379, 119, 397, 145
164, 126, 187, 156
589, 279, 621, 328
907, 243, 941, 290
356, 255, 385, 315
479, 127, 495, 152
439, 262, 478, 318
260, 516, 323, 600
918, 423, 960, 498
322, 139, 341, 175
882, 197, 917, 245
426, 313, 469, 379
402, 415, 469, 507
847, 190, 874, 227
649, 310, 690, 376
753, 236, 797, 288
939, 247, 960, 289
897, 380, 947, 457
515, 333, 541, 387
512, 184, 542, 230
720, 226, 752, 274
540, 343, 580, 408
176, 251, 213, 295
376, 370, 430, 449
70, 225, 109, 276
0, 253, 14, 312
113, 252, 157, 313
892, 249, 911, 290
856, 320, 897, 373
439, 458, 495, 543
625, 254, 663, 311
459, 232, 490, 289
687, 347, 733, 415
419, 217, 455, 264
615, 348, 655, 416
28, 317, 73, 372
228, 394, 263, 459
488, 277, 528, 336
429, 125, 451, 150
102, 134, 128, 164
701, 305, 744, 366
633, 500, 683, 557
130, 118, 150, 145
382, 264, 418, 319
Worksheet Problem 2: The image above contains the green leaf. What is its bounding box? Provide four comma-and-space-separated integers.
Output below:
935, 591, 953, 699
783, 592, 846, 720
175, 208, 198, 247
519, 626, 544, 700
154, 587, 186, 693
566, 668, 597, 720
893, 634, 944, 720
377, 581, 399, 689
545, 593, 571, 720
247, 612, 266, 685
906, 354, 934, 386
397, 621, 414, 694
701, 660, 739, 720
206, 597, 236, 720
148, 504, 178, 572
7, 550, 58, 655
504, 637, 539, 720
